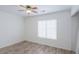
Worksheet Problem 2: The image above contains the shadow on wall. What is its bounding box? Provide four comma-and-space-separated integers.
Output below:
37, 19, 57, 40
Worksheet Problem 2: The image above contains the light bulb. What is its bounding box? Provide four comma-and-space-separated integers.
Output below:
26, 10, 31, 14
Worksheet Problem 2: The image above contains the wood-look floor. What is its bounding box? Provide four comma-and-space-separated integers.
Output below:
0, 41, 74, 54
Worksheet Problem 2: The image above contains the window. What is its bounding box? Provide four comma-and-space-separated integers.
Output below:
38, 20, 57, 40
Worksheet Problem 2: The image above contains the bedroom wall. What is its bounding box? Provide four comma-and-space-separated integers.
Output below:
24, 10, 74, 51
71, 13, 79, 52
73, 13, 79, 53
0, 11, 24, 48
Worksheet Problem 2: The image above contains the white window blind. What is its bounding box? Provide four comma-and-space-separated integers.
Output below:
38, 20, 57, 40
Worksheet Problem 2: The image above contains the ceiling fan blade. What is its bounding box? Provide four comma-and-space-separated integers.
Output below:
32, 10, 37, 13
19, 5, 26, 8
32, 7, 37, 9
18, 10, 24, 11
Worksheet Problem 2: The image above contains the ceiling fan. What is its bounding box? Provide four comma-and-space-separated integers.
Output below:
18, 5, 38, 14
18, 5, 45, 14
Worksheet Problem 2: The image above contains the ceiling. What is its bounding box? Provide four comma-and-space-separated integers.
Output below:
0, 5, 79, 17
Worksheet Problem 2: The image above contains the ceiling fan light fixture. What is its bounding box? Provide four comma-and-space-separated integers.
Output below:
26, 10, 32, 14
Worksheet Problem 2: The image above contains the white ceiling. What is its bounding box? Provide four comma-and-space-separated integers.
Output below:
0, 5, 78, 17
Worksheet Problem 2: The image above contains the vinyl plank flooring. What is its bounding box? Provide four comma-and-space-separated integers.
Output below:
0, 41, 74, 54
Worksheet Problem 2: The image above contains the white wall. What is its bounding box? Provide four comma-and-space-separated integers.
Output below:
71, 13, 79, 52
73, 13, 79, 53
0, 11, 24, 48
25, 10, 74, 51
76, 29, 79, 53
